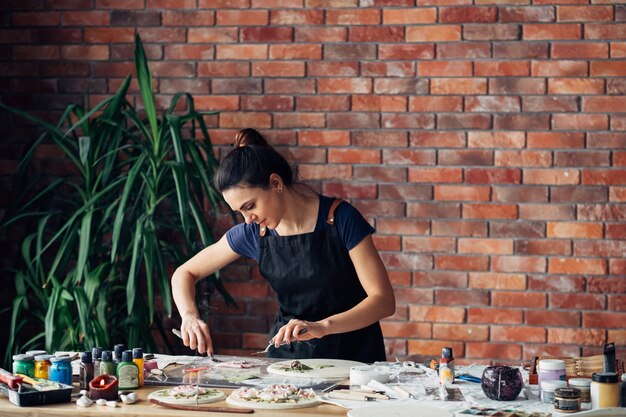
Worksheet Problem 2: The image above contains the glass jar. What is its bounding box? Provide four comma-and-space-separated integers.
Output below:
569, 377, 591, 404
49, 356, 72, 386
591, 372, 619, 409
12, 354, 35, 377
537, 359, 566, 390
541, 380, 567, 403
481, 366, 524, 401
34, 354, 53, 379
554, 387, 581, 413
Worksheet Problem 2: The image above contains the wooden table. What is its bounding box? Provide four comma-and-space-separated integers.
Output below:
0, 386, 348, 417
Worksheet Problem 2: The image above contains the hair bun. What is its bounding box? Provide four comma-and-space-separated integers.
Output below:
234, 128, 268, 148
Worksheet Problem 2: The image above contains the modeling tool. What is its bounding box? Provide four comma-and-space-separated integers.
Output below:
15, 374, 60, 391
0, 368, 23, 391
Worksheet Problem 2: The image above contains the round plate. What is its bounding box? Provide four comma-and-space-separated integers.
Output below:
147, 388, 225, 405
266, 359, 366, 379
348, 404, 452, 417
226, 393, 321, 410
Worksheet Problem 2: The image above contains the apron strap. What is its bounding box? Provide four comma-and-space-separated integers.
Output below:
326, 198, 344, 225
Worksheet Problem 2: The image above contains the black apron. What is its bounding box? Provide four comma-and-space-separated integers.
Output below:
258, 198, 386, 363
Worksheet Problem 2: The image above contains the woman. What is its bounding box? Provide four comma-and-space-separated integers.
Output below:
172, 129, 395, 363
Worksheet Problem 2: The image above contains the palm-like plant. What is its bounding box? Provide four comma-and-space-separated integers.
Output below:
0, 34, 234, 367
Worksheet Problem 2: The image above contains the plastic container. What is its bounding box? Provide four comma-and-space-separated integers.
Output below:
541, 380, 567, 403
554, 387, 581, 413
537, 359, 566, 391
79, 351, 94, 390
99, 350, 116, 376
116, 350, 139, 390
132, 348, 144, 387
33, 354, 53, 380
12, 354, 35, 378
49, 356, 72, 386
569, 377, 591, 404
591, 372, 619, 409
620, 373, 626, 408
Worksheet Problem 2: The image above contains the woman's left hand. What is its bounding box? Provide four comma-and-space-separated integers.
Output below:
272, 319, 327, 347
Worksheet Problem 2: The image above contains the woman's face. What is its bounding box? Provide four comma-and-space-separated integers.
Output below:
222, 184, 285, 232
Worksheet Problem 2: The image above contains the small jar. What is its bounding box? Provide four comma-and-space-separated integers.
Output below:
621, 374, 626, 408
591, 372, 619, 409
541, 380, 567, 404
49, 356, 72, 386
569, 378, 591, 404
12, 354, 35, 377
537, 359, 566, 390
34, 354, 54, 379
554, 387, 581, 413
25, 350, 47, 357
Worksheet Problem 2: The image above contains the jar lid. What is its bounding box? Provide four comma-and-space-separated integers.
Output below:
568, 377, 592, 387
25, 350, 47, 357
122, 350, 133, 363
541, 380, 567, 391
12, 354, 34, 362
592, 372, 619, 383
622, 374, 626, 382
50, 356, 71, 363
538, 359, 566, 371
81, 351, 92, 363
555, 387, 581, 399
34, 354, 54, 361
132, 348, 143, 359
101, 350, 113, 362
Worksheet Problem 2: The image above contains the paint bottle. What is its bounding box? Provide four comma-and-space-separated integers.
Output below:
568, 378, 591, 405
34, 354, 53, 379
12, 354, 35, 378
113, 344, 125, 364
92, 347, 102, 378
116, 350, 139, 390
79, 351, 94, 390
554, 387, 581, 413
49, 356, 72, 386
99, 350, 116, 377
591, 372, 619, 409
537, 359, 566, 391
439, 363, 454, 385
620, 373, 626, 407
132, 348, 144, 387
541, 380, 567, 403
440, 347, 455, 383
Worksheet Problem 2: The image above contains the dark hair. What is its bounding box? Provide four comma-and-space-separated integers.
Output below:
215, 129, 294, 192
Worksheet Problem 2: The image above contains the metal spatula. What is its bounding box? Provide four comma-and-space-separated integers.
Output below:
251, 328, 308, 355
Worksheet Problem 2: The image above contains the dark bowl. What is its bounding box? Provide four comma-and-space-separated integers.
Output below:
481, 365, 524, 401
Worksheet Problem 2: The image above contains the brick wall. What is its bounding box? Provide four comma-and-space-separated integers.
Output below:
1, 0, 625, 365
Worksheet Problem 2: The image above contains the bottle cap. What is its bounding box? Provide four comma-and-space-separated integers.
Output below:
132, 348, 143, 359
12, 354, 34, 362
101, 350, 113, 362
114, 344, 125, 356
80, 351, 92, 363
554, 387, 581, 399
25, 350, 47, 357
441, 347, 454, 359
592, 372, 619, 383
568, 377, 591, 387
121, 350, 133, 363
34, 354, 54, 361
50, 356, 71, 363
538, 359, 565, 371
92, 347, 103, 360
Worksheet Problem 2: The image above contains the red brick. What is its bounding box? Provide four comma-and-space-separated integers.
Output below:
584, 97, 626, 113
410, 305, 466, 323
548, 78, 605, 94
147, 0, 196, 7
377, 219, 429, 235
475, 61, 529, 77
500, 6, 555, 22
548, 328, 606, 346
353, 166, 406, 182
375, 79, 428, 94
266, 79, 315, 94
557, 5, 613, 22
408, 202, 461, 219
494, 42, 549, 59
216, 10, 268, 26
606, 224, 626, 239
531, 60, 588, 76
575, 240, 626, 257
378, 44, 435, 60
495, 150, 552, 167
270, 44, 321, 59
464, 203, 518, 220
468, 308, 523, 324
403, 237, 456, 253
492, 222, 547, 238
615, 152, 626, 167
216, 45, 267, 60
241, 96, 292, 111
469, 272, 525, 288
387, 271, 411, 287
353, 96, 406, 112
223, 282, 269, 298
295, 27, 346, 42
253, 0, 302, 6
466, 343, 521, 360
524, 23, 581, 40
440, 150, 493, 166
97, 0, 143, 8
407, 97, 462, 113
522, 96, 579, 112
408, 168, 462, 183
431, 78, 487, 95
219, 112, 271, 129
189, 28, 238, 43
547, 222, 603, 238
413, 271, 468, 288
436, 289, 490, 306
589, 276, 626, 293
91, 62, 134, 77
164, 45, 213, 60
13, 45, 60, 60
417, 62, 471, 78
186, 96, 238, 111
381, 322, 431, 338
432, 221, 486, 237
12, 11, 60, 26
151, 62, 194, 77
577, 204, 626, 221
585, 24, 626, 40
492, 256, 547, 273
438, 42, 490, 59
526, 310, 580, 327
550, 293, 606, 310
162, 10, 215, 26
591, 61, 626, 76
608, 295, 626, 311
524, 169, 579, 185
465, 96, 521, 113
383, 8, 436, 24
296, 96, 349, 111
298, 164, 352, 181
137, 28, 187, 43
379, 184, 431, 201
318, 78, 371, 94
463, 24, 519, 41
489, 78, 546, 94
411, 132, 465, 148
393, 287, 433, 304
492, 291, 546, 308
212, 79, 261, 94
61, 45, 109, 60
298, 131, 346, 148
382, 149, 435, 166
349, 26, 404, 42
326, 9, 380, 25
361, 62, 415, 77
440, 6, 496, 23
552, 186, 608, 203
241, 27, 293, 43
549, 258, 607, 275
467, 168, 522, 184
524, 344, 581, 359
495, 114, 551, 130
251, 61, 304, 77
435, 255, 489, 271
373, 235, 401, 252
608, 330, 626, 345
279, 148, 326, 164
492, 326, 546, 343
610, 188, 626, 202
434, 324, 489, 341
408, 341, 465, 358
583, 170, 626, 186
612, 42, 626, 58
517, 240, 571, 256
587, 132, 626, 148
63, 11, 110, 25
434, 185, 490, 201
270, 10, 324, 25
528, 132, 584, 149
467, 131, 523, 149
327, 113, 379, 129
328, 149, 380, 164
274, 113, 325, 129
307, 62, 358, 77
407, 25, 461, 42
552, 42, 608, 59
382, 114, 435, 129
493, 186, 548, 203
324, 44, 376, 60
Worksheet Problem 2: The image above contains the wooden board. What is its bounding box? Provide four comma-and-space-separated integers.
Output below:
266, 359, 365, 379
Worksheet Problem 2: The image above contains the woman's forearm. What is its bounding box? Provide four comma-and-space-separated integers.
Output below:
320, 292, 395, 336
172, 268, 200, 319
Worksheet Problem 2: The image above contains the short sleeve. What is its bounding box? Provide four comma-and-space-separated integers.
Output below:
225, 222, 260, 261
333, 201, 375, 251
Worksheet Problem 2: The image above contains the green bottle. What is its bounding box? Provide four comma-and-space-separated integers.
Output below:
99, 350, 116, 377
116, 350, 139, 390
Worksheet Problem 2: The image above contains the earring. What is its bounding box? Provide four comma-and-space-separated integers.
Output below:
278, 188, 283, 193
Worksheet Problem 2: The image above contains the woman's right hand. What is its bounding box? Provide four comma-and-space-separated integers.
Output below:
180, 315, 213, 355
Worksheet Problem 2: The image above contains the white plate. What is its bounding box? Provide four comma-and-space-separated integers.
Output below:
266, 358, 365, 379
147, 388, 225, 405
226, 394, 321, 410
348, 404, 453, 417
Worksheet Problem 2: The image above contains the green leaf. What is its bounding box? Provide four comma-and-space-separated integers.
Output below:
76, 208, 93, 283
134, 34, 159, 146
126, 217, 144, 315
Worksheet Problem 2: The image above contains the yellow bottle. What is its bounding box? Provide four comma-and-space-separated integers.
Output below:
132, 348, 144, 387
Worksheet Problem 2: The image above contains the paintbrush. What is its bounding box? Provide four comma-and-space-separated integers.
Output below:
16, 374, 61, 391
